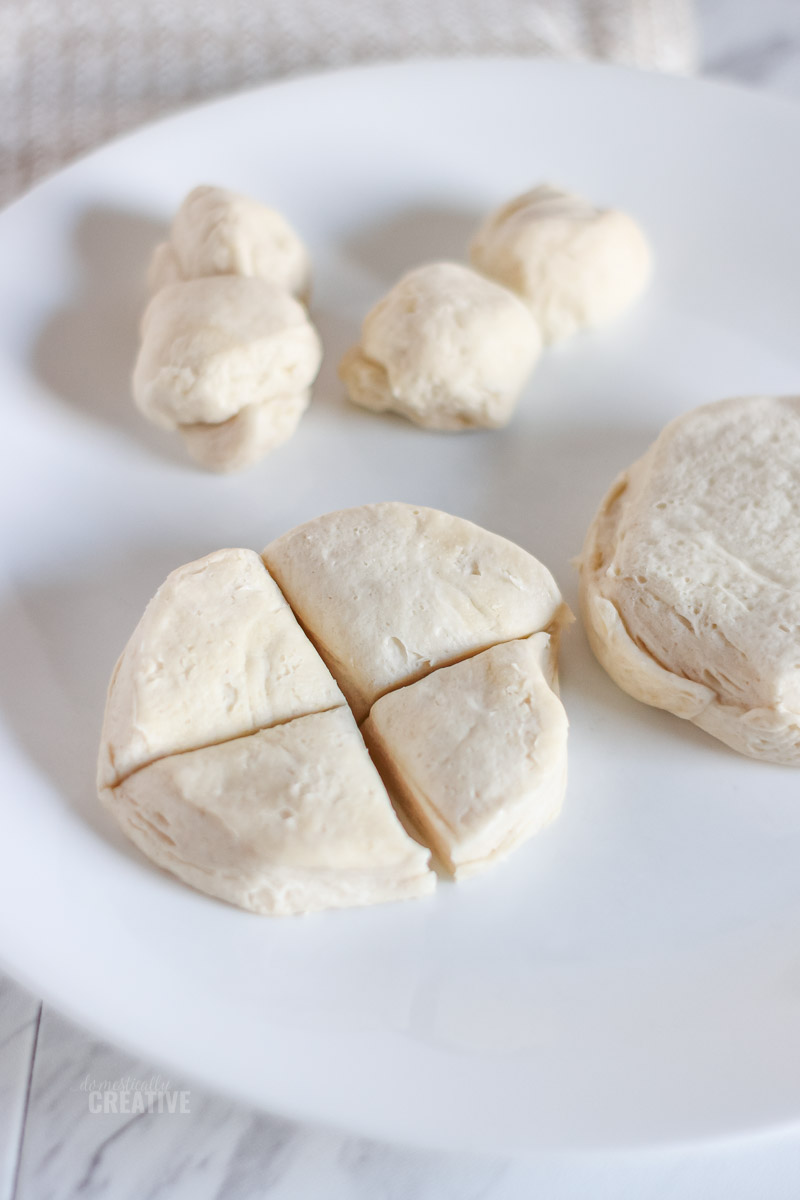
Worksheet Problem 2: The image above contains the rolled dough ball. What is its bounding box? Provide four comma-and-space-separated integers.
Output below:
179, 390, 310, 473
147, 185, 311, 301
579, 395, 800, 765
263, 501, 570, 722
132, 275, 321, 438
363, 634, 568, 877
339, 262, 541, 430
470, 185, 651, 343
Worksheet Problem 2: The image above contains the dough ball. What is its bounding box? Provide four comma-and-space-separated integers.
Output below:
180, 390, 310, 473
148, 185, 312, 301
339, 262, 541, 430
470, 185, 651, 343
132, 276, 321, 432
579, 395, 800, 765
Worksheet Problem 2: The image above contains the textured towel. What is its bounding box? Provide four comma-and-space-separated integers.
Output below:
0, 0, 696, 203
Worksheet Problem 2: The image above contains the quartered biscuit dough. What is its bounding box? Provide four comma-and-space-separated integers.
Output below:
339, 262, 541, 430
470, 185, 651, 343
99, 504, 570, 913
579, 395, 800, 765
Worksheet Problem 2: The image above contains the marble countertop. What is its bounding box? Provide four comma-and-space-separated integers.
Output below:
4, 2, 800, 1196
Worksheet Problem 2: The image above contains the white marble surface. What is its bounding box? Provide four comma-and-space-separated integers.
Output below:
4, 2, 800, 1196
0, 979, 39, 1200
3, 972, 800, 1200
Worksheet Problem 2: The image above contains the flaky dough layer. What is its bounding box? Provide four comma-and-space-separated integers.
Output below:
579, 396, 800, 765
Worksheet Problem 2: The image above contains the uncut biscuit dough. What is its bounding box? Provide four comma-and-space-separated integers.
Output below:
470, 185, 651, 343
579, 394, 800, 765
98, 548, 344, 789
104, 708, 434, 916
148, 185, 312, 301
132, 276, 321, 432
263, 501, 570, 722
363, 634, 568, 878
179, 390, 310, 473
339, 262, 541, 430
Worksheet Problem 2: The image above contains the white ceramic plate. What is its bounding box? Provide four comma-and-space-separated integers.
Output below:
1, 58, 800, 1155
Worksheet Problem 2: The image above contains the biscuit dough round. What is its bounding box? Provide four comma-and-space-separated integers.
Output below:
132, 276, 321, 432
579, 395, 800, 765
470, 185, 651, 343
339, 262, 541, 430
148, 185, 311, 300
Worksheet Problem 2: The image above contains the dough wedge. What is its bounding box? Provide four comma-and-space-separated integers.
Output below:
98, 548, 343, 789
363, 634, 568, 877
107, 708, 433, 915
263, 501, 570, 722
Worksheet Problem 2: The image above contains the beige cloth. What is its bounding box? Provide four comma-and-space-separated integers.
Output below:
0, 0, 696, 204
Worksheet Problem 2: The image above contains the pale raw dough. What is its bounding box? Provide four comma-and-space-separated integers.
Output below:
147, 185, 311, 301
579, 395, 800, 765
99, 505, 571, 914
132, 276, 321, 432
97, 547, 344, 789
363, 634, 567, 877
103, 708, 433, 916
339, 262, 541, 430
470, 185, 651, 343
179, 390, 310, 473
263, 501, 570, 722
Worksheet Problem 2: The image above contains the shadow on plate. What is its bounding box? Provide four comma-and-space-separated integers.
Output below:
475, 419, 650, 598
306, 302, 360, 419
31, 204, 186, 466
0, 542, 196, 855
343, 203, 482, 283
